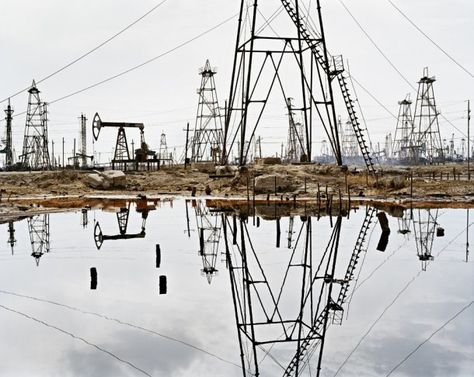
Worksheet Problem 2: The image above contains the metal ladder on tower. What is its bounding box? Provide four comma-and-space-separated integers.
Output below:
280, 0, 376, 174
282, 207, 376, 376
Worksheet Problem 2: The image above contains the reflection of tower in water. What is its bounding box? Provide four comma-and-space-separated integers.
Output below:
222, 207, 376, 377
413, 209, 440, 271
193, 200, 222, 284
28, 214, 50, 265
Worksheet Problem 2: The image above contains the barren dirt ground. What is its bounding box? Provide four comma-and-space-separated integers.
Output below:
1, 163, 474, 220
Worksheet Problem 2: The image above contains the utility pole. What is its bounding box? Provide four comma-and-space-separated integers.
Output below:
51, 140, 55, 169
184, 122, 190, 169
62, 137, 65, 168
468, 99, 471, 180
4, 99, 14, 168
73, 138, 76, 169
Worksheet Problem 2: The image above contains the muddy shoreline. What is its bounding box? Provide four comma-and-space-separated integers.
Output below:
1, 163, 473, 221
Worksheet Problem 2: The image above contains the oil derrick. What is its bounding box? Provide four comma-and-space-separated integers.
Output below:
412, 68, 444, 164
158, 132, 169, 159
340, 118, 360, 161
194, 200, 222, 284
392, 95, 416, 162
20, 81, 51, 170
222, 1, 375, 173
0, 99, 14, 168
28, 214, 50, 266
285, 98, 306, 163
191, 59, 224, 164
79, 114, 88, 167
413, 209, 439, 271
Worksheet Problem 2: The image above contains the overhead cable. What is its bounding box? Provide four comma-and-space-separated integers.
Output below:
388, 0, 473, 79
0, 0, 169, 104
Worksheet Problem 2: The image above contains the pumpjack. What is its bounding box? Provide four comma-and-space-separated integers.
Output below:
92, 113, 158, 170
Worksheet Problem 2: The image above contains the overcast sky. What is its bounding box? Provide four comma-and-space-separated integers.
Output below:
0, 0, 472, 163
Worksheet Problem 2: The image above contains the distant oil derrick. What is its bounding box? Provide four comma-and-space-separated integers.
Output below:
158, 132, 168, 159
20, 80, 51, 170
412, 67, 444, 164
0, 99, 14, 168
190, 59, 224, 164
339, 116, 360, 160
392, 95, 416, 161
285, 98, 306, 163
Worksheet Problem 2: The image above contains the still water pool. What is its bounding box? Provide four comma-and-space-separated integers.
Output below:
0, 199, 472, 377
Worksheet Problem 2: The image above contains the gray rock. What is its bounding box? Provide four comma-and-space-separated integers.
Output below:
254, 174, 295, 194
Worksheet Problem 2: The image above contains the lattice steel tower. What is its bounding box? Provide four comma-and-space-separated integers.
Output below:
412, 68, 444, 163
392, 95, 416, 161
80, 114, 87, 167
191, 59, 224, 163
20, 80, 51, 169
222, 0, 375, 173
158, 132, 169, 159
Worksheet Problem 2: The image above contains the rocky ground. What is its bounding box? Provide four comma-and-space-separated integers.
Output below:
0, 162, 473, 221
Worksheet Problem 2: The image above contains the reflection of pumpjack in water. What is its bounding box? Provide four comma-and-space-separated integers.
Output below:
28, 214, 50, 265
93, 202, 156, 250
193, 200, 222, 284
222, 207, 376, 377
413, 209, 441, 271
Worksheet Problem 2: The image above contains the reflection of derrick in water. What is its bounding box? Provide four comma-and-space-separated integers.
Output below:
7, 221, 16, 255
397, 208, 413, 237
93, 201, 156, 250
28, 214, 50, 265
222, 206, 376, 377
193, 200, 222, 284
413, 209, 439, 270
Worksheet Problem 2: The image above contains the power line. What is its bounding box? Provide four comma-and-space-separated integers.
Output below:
338, 0, 473, 143
1, 13, 237, 124
0, 289, 242, 369
0, 303, 152, 377
338, 0, 415, 90
387, 0, 474, 79
333, 221, 473, 377
386, 301, 474, 376
48, 13, 237, 106
0, 0, 169, 104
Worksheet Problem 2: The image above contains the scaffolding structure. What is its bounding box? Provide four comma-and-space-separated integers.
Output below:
222, 0, 375, 173
411, 68, 444, 164
20, 81, 51, 170
191, 60, 224, 164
